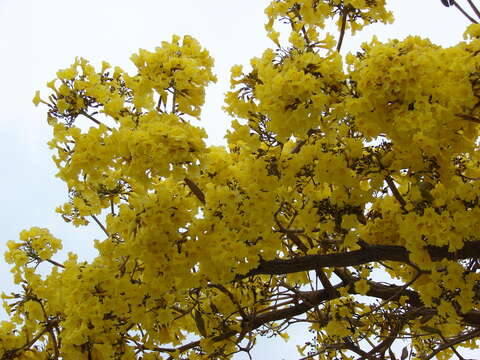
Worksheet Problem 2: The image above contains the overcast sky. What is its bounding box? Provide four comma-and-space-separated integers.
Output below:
0, 0, 474, 358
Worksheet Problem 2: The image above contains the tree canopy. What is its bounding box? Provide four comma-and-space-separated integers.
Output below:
2, 1, 480, 359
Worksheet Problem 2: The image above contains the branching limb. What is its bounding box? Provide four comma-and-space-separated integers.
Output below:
359, 269, 423, 319
129, 279, 479, 358
425, 327, 480, 359
208, 283, 249, 320
274, 205, 308, 253
334, 268, 354, 283
343, 338, 372, 358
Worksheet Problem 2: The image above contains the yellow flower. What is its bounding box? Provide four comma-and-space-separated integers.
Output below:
32, 90, 41, 106
464, 23, 480, 39
355, 279, 370, 295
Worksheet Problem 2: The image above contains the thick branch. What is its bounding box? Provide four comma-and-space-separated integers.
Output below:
132, 279, 480, 357
249, 280, 480, 331
240, 241, 480, 278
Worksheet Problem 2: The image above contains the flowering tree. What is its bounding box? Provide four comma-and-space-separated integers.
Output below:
2, 1, 480, 359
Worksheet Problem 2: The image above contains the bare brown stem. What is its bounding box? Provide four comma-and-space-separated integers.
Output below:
240, 241, 480, 279
426, 328, 480, 359
453, 1, 479, 23
79, 110, 113, 131
385, 175, 407, 208
91, 214, 109, 236
466, 0, 480, 18
337, 9, 348, 52
46, 258, 65, 269
184, 178, 206, 205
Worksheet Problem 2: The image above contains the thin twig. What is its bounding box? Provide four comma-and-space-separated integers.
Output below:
274, 204, 308, 253
426, 328, 480, 360
38, 301, 61, 359
6, 327, 50, 357
172, 88, 177, 114
438, 332, 466, 360
208, 283, 249, 320
90, 214, 109, 236
466, 0, 480, 18
453, 1, 479, 23
358, 271, 422, 319
79, 110, 112, 131
47, 324, 60, 359
46, 258, 65, 269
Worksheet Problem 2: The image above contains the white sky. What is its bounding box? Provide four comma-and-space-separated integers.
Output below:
0, 0, 476, 359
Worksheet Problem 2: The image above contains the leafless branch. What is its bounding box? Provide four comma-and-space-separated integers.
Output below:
385, 175, 407, 208
90, 214, 109, 236
453, 1, 479, 23
337, 8, 348, 52
184, 178, 206, 205
79, 110, 112, 131
466, 0, 480, 18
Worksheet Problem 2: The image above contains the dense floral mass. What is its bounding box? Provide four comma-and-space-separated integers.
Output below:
3, 1, 480, 359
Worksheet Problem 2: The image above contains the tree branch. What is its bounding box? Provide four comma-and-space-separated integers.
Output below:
46, 258, 65, 269
466, 0, 480, 19
184, 178, 206, 205
426, 327, 480, 360
79, 110, 112, 131
126, 278, 480, 358
453, 1, 479, 23
90, 214, 109, 236
240, 241, 480, 278
337, 8, 348, 52
385, 175, 407, 208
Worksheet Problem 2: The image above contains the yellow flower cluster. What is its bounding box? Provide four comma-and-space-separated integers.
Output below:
2, 0, 480, 358
4, 227, 62, 284
347, 36, 480, 167
36, 35, 215, 228
225, 48, 345, 141
264, 0, 393, 50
